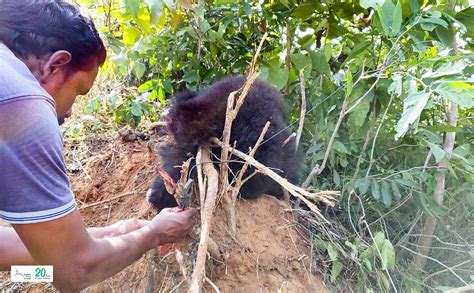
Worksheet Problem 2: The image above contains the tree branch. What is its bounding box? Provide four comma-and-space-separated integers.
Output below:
189, 147, 219, 293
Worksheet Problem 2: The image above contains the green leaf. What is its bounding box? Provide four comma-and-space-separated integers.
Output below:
122, 27, 141, 45
434, 82, 474, 108
381, 180, 392, 207
456, 8, 474, 38
360, 0, 384, 9
125, 0, 140, 17
348, 97, 370, 129
388, 75, 403, 96
360, 245, 374, 261
382, 239, 396, 270
374, 231, 385, 248
418, 12, 449, 30
362, 258, 373, 271
395, 178, 417, 188
372, 180, 381, 200
145, 0, 163, 24
291, 2, 317, 20
137, 80, 156, 93
183, 71, 200, 84
242, 2, 252, 16
333, 170, 341, 187
330, 261, 343, 283
130, 102, 142, 116
309, 51, 331, 75
376, 0, 396, 37
453, 144, 470, 158
132, 61, 146, 79
333, 140, 349, 154
426, 124, 462, 133
428, 142, 445, 163
346, 41, 371, 61
435, 26, 454, 47
279, 0, 289, 8
391, 0, 402, 36
468, 192, 474, 208
395, 91, 430, 139
359, 178, 371, 195
214, 0, 235, 5
324, 44, 332, 62
326, 243, 339, 261
391, 181, 401, 200
290, 53, 312, 72
262, 66, 289, 91
345, 70, 353, 97
163, 0, 176, 12
422, 61, 468, 78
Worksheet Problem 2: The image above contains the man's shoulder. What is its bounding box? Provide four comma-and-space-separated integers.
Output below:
0, 98, 73, 225
0, 97, 59, 146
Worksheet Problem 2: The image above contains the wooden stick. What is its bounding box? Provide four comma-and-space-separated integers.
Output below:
295, 69, 307, 153
196, 147, 206, 219
283, 133, 296, 148
219, 33, 269, 236
144, 249, 156, 293
249, 32, 268, 74
189, 147, 219, 293
220, 74, 259, 236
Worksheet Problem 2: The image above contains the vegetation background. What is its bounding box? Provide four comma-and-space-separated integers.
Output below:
70, 0, 473, 291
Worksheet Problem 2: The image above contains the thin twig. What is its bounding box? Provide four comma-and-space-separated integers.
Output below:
366, 92, 394, 176
78, 192, 135, 210
295, 69, 307, 153
205, 277, 220, 293
231, 121, 270, 201
313, 94, 349, 176
284, 19, 292, 95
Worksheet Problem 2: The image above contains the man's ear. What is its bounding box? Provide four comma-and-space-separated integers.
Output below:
39, 50, 72, 83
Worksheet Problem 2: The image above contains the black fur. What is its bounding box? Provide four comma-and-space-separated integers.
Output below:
147, 76, 303, 210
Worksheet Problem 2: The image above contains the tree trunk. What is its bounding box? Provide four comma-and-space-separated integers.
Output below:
409, 0, 459, 275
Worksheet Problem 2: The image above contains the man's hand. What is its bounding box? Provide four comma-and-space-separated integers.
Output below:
149, 208, 198, 246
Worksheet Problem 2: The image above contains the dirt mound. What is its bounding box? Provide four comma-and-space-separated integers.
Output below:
208, 196, 325, 292
68, 137, 326, 292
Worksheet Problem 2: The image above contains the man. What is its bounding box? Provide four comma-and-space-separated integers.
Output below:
0, 0, 198, 291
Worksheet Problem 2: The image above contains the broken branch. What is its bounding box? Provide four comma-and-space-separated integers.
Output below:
189, 147, 219, 293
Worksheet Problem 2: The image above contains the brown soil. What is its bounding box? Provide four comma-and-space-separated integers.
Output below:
2, 135, 327, 292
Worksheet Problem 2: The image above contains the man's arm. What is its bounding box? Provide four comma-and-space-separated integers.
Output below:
87, 218, 150, 238
11, 208, 197, 291
0, 227, 34, 267
0, 217, 151, 270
